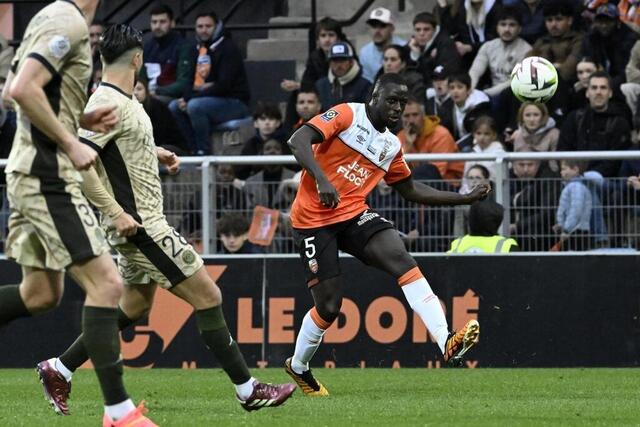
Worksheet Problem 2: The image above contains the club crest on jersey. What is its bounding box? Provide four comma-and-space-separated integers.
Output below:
320, 109, 339, 122
48, 35, 71, 59
379, 139, 393, 161
308, 258, 319, 273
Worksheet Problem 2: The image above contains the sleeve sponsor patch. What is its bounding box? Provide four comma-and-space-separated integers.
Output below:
48, 35, 71, 59
320, 109, 339, 122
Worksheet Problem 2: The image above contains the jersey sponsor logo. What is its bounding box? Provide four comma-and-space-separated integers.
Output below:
48, 35, 71, 59
356, 134, 366, 144
336, 160, 372, 187
320, 109, 339, 122
357, 209, 380, 226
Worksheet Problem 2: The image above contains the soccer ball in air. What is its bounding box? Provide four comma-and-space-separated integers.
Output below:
510, 56, 558, 103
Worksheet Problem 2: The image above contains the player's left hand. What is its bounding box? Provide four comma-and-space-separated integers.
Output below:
157, 147, 180, 175
466, 183, 491, 203
81, 104, 119, 133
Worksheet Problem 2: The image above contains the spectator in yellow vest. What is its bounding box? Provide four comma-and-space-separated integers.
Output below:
448, 200, 518, 253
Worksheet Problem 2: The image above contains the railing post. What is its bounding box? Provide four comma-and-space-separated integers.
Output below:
201, 159, 211, 255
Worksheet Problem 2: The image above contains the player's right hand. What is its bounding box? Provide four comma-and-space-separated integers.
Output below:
113, 212, 142, 237
316, 177, 340, 209
68, 141, 98, 171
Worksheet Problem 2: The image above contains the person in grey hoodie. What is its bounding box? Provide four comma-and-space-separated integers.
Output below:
554, 160, 592, 251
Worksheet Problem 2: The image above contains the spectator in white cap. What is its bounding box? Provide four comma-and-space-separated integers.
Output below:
359, 7, 406, 83
315, 41, 372, 110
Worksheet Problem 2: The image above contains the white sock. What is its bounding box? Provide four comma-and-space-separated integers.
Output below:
105, 399, 135, 421
400, 274, 449, 353
291, 309, 328, 374
52, 358, 72, 382
235, 377, 256, 401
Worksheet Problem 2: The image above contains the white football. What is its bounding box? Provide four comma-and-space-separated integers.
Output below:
510, 56, 558, 103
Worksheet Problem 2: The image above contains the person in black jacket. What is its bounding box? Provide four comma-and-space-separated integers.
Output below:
169, 12, 251, 155
407, 12, 462, 87
315, 41, 371, 110
558, 71, 632, 178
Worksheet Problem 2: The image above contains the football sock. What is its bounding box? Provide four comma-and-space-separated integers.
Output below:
59, 306, 135, 374
0, 285, 30, 326
53, 358, 73, 382
399, 267, 449, 353
235, 377, 257, 401
82, 306, 129, 405
105, 399, 136, 421
291, 307, 331, 374
196, 305, 252, 386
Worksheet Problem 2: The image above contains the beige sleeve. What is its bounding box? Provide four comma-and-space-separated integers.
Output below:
80, 167, 124, 221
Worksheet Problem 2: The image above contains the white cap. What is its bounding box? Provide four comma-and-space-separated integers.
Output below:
366, 7, 394, 25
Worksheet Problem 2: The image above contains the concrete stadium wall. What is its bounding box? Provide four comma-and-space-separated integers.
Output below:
1, 255, 638, 369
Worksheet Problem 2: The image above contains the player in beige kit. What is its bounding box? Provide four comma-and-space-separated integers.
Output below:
0, 1, 156, 425
38, 24, 296, 415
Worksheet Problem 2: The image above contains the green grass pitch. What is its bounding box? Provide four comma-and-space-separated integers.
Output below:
0, 368, 638, 426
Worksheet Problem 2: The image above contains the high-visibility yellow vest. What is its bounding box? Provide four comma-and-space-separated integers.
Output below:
447, 235, 518, 253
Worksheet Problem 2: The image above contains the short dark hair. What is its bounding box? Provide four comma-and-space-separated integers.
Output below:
218, 214, 250, 237
561, 159, 586, 172
91, 19, 106, 28
316, 17, 344, 39
542, 1, 574, 18
196, 11, 218, 23
588, 70, 612, 88
384, 44, 410, 64
405, 95, 424, 107
297, 88, 320, 100
150, 3, 174, 20
448, 72, 471, 88
413, 12, 438, 27
253, 102, 282, 121
99, 24, 143, 64
376, 72, 407, 88
469, 200, 503, 236
497, 6, 522, 25
472, 115, 498, 134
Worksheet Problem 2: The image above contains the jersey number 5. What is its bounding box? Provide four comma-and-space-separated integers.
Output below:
304, 236, 316, 258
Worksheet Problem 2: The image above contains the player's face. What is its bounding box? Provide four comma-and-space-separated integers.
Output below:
497, 18, 520, 42
449, 81, 471, 106
329, 58, 353, 78
150, 13, 172, 38
383, 49, 405, 74
376, 83, 409, 126
317, 29, 338, 53
576, 61, 597, 87
133, 81, 147, 103
369, 22, 393, 45
521, 105, 543, 131
545, 15, 572, 37
195, 16, 216, 42
413, 22, 435, 46
586, 76, 612, 111
401, 102, 424, 134
295, 92, 321, 120
513, 160, 540, 179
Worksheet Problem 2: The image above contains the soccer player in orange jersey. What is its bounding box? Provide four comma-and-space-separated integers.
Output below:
284, 73, 490, 396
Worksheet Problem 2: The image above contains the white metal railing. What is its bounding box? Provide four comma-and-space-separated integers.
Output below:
1, 151, 640, 254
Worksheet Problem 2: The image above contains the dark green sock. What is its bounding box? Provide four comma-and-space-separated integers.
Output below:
196, 305, 251, 385
0, 285, 30, 326
82, 306, 129, 405
59, 307, 135, 372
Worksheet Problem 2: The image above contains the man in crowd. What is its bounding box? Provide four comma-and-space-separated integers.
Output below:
359, 7, 406, 83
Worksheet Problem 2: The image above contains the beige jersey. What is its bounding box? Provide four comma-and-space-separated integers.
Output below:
79, 83, 165, 229
6, 0, 91, 182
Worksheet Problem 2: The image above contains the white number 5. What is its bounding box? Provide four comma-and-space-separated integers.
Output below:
304, 236, 316, 258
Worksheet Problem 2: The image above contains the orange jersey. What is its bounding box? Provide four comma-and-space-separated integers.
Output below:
290, 103, 411, 229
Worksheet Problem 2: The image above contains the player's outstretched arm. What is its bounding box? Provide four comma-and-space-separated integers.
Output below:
288, 125, 340, 208
393, 176, 490, 206
80, 167, 142, 237
9, 58, 96, 170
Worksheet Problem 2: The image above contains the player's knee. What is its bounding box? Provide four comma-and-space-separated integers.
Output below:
23, 288, 63, 313
196, 280, 223, 309
127, 300, 152, 320
89, 271, 124, 306
317, 297, 342, 323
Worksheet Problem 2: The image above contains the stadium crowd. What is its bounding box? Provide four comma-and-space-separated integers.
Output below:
2, 0, 640, 253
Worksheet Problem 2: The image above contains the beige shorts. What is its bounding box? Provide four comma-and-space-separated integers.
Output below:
109, 221, 203, 289
5, 173, 110, 271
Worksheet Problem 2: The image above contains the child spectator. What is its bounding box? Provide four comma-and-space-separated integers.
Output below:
461, 116, 505, 188
510, 102, 559, 171
217, 213, 263, 254
425, 65, 453, 118
237, 102, 287, 179
554, 160, 592, 250
439, 73, 490, 141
